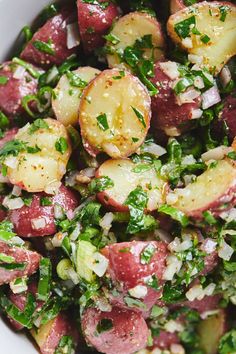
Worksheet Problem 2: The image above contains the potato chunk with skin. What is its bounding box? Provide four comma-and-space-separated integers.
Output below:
96, 158, 167, 212
79, 69, 151, 158
167, 2, 236, 73
107, 12, 165, 69
173, 159, 236, 218
6, 118, 71, 193
52, 66, 101, 126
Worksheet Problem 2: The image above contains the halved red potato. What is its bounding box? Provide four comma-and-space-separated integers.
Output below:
8, 185, 79, 237
21, 8, 78, 68
170, 0, 186, 14
0, 241, 41, 285
0, 61, 38, 117
172, 159, 236, 219
6, 118, 72, 193
106, 12, 165, 69
151, 61, 201, 135
31, 312, 79, 354
77, 0, 119, 53
0, 196, 7, 222
81, 306, 149, 354
52, 66, 100, 126
198, 310, 227, 354
96, 158, 167, 212
167, 2, 236, 73
79, 69, 151, 158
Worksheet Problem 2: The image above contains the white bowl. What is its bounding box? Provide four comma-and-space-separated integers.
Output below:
0, 1, 51, 351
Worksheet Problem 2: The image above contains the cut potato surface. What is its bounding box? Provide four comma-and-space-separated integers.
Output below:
106, 12, 165, 69
97, 158, 167, 211
173, 159, 236, 218
7, 118, 71, 193
167, 2, 236, 73
79, 69, 151, 158
52, 66, 100, 126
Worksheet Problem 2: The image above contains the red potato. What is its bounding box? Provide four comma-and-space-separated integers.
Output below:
101, 241, 168, 313
167, 2, 236, 73
0, 62, 38, 117
0, 128, 18, 149
198, 310, 227, 354
0, 196, 7, 222
152, 330, 180, 350
170, 0, 186, 14
96, 159, 167, 212
106, 12, 165, 70
200, 238, 219, 275
0, 241, 41, 285
79, 69, 151, 158
31, 312, 79, 354
21, 9, 79, 68
8, 185, 79, 237
217, 90, 236, 142
172, 159, 236, 219
82, 306, 149, 354
151, 61, 201, 135
77, 0, 119, 53
185, 294, 222, 314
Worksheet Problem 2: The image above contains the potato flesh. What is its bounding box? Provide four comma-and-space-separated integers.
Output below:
167, 2, 236, 73
7, 118, 71, 193
31, 319, 55, 348
98, 159, 166, 210
79, 69, 151, 158
52, 67, 100, 127
173, 160, 236, 216
107, 12, 165, 69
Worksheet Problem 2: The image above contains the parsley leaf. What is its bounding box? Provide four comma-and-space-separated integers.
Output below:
29, 119, 49, 134
55, 137, 68, 154
131, 106, 146, 128
89, 176, 114, 193
33, 39, 55, 55
96, 113, 109, 131
140, 243, 156, 264
174, 16, 196, 38
0, 76, 8, 85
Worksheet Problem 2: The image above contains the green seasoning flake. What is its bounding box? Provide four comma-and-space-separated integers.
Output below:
200, 34, 211, 44
174, 15, 196, 38
0, 76, 8, 85
158, 204, 189, 227
227, 151, 236, 160
89, 176, 114, 193
40, 197, 52, 206
37, 258, 52, 301
184, 0, 197, 5
104, 33, 120, 45
96, 318, 113, 334
112, 70, 125, 80
219, 6, 229, 22
66, 71, 88, 88
124, 296, 147, 310
0, 139, 27, 159
27, 145, 41, 154
0, 253, 15, 263
0, 111, 9, 129
202, 211, 217, 225
55, 137, 68, 154
150, 305, 165, 318
218, 329, 236, 354
132, 164, 153, 173
55, 336, 75, 354
140, 243, 156, 264
29, 119, 49, 134
173, 77, 193, 95
33, 39, 55, 55
96, 113, 109, 131
131, 106, 146, 128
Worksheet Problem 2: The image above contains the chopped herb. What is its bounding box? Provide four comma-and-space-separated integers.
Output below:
12, 57, 41, 79
218, 329, 236, 354
174, 16, 196, 38
66, 71, 87, 88
140, 243, 156, 264
89, 176, 114, 193
158, 205, 189, 227
96, 113, 109, 131
21, 25, 33, 42
37, 258, 52, 301
131, 106, 146, 128
0, 253, 15, 263
173, 77, 193, 95
40, 197, 52, 206
184, 0, 197, 5
96, 318, 113, 334
132, 164, 152, 173
0, 111, 9, 129
202, 211, 217, 225
200, 34, 211, 44
0, 139, 27, 160
55, 137, 68, 154
104, 33, 120, 45
146, 275, 160, 291
162, 282, 185, 303
0, 262, 26, 270
112, 70, 125, 80
55, 336, 75, 354
119, 247, 130, 253
26, 145, 41, 154
29, 119, 49, 134
0, 76, 8, 85
227, 151, 236, 160
150, 305, 165, 318
132, 137, 139, 143
219, 6, 229, 22
124, 296, 147, 310
82, 0, 110, 10
33, 39, 55, 55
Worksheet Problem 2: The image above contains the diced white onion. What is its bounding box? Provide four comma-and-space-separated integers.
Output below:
46, 66, 59, 84
31, 217, 46, 230
13, 65, 26, 79
103, 143, 121, 157
164, 320, 184, 333
3, 196, 24, 210
204, 283, 216, 296
52, 232, 66, 247
202, 239, 217, 254
170, 344, 185, 354
202, 85, 221, 110
87, 252, 108, 277
220, 208, 236, 223
66, 23, 80, 49
177, 88, 200, 105
4, 156, 18, 168
66, 209, 75, 221
183, 174, 195, 185
82, 167, 96, 178
194, 76, 205, 89
188, 54, 203, 64
186, 283, 216, 301
182, 155, 196, 165
54, 204, 64, 219
128, 285, 148, 299
12, 185, 21, 197
201, 146, 231, 162
163, 255, 182, 281
164, 127, 181, 137
69, 223, 82, 241
142, 143, 167, 157
168, 236, 192, 253
67, 268, 80, 284
99, 212, 114, 235
95, 296, 112, 312
160, 61, 180, 80
218, 240, 234, 261
44, 181, 61, 195
190, 108, 203, 119
182, 37, 193, 48
10, 277, 28, 294
166, 192, 178, 205
154, 229, 173, 243
220, 66, 231, 88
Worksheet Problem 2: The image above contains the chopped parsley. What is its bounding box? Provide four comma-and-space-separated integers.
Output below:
33, 39, 55, 55
66, 71, 88, 88
140, 243, 156, 264
55, 137, 68, 154
131, 106, 146, 128
29, 119, 49, 134
96, 113, 109, 131
89, 176, 114, 193
219, 6, 229, 22
200, 34, 211, 44
104, 33, 120, 45
158, 205, 189, 227
174, 16, 196, 39
0, 111, 9, 129
82, 0, 110, 10
0, 76, 8, 85
218, 330, 236, 354
227, 151, 236, 160
40, 197, 52, 206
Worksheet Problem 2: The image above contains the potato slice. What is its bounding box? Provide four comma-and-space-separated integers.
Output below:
96, 158, 167, 211
79, 69, 151, 158
170, 0, 186, 14
173, 159, 236, 218
7, 118, 71, 193
167, 2, 236, 73
198, 310, 227, 354
52, 67, 100, 127
106, 12, 165, 69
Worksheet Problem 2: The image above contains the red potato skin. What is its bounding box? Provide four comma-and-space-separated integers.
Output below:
170, 0, 186, 14
0, 241, 41, 285
200, 238, 219, 276
0, 128, 18, 148
82, 306, 149, 354
150, 62, 201, 134
7, 282, 43, 331
0, 196, 7, 222
77, 0, 119, 53
8, 185, 79, 237
0, 62, 38, 117
101, 241, 168, 313
21, 9, 78, 68
185, 294, 222, 314
217, 91, 236, 143
152, 330, 180, 350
